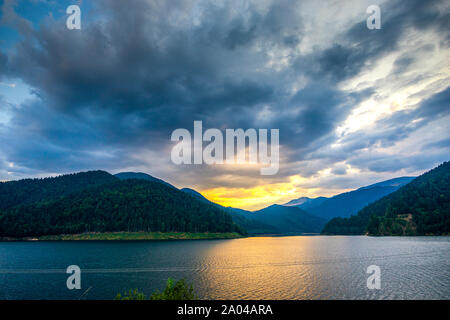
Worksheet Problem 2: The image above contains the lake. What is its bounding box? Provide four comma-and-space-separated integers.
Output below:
0, 236, 449, 300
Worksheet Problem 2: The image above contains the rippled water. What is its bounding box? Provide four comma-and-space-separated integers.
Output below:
0, 236, 449, 299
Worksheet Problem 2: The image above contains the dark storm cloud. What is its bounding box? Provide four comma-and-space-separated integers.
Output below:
0, 0, 306, 177
281, 0, 450, 178
276, 85, 375, 167
344, 87, 450, 172
280, 84, 349, 149
4, 0, 284, 121
0, 0, 448, 185
199, 0, 303, 50
424, 138, 450, 150
0, 0, 33, 37
299, 0, 450, 82
4, 0, 304, 117
0, 99, 147, 173
0, 51, 7, 77
331, 165, 347, 176
414, 87, 450, 119
369, 87, 448, 144
290, 85, 450, 182
0, 0, 313, 173
348, 153, 447, 174
392, 54, 415, 75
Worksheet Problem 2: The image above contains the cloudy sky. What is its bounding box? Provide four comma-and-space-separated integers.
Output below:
0, 0, 449, 210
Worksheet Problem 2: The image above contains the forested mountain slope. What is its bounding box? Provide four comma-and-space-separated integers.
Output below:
322, 162, 450, 235
0, 177, 243, 237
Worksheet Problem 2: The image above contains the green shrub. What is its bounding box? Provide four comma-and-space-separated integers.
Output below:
115, 278, 197, 300
115, 288, 146, 300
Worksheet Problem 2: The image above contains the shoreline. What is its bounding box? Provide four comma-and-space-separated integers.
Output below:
0, 231, 245, 241
1, 232, 447, 241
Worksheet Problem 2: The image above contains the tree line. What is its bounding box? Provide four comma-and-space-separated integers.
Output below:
0, 171, 244, 237
322, 161, 450, 236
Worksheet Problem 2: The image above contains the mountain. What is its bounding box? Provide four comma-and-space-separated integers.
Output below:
297, 176, 415, 221
0, 173, 243, 237
181, 188, 209, 200
247, 204, 327, 234
283, 196, 328, 210
222, 208, 279, 235
284, 197, 310, 206
0, 168, 425, 238
357, 177, 416, 190
322, 162, 450, 235
181, 188, 326, 234
181, 188, 278, 234
115, 172, 176, 189
0, 170, 118, 211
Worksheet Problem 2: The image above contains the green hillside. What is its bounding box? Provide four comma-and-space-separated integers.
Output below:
0, 170, 117, 210
0, 174, 244, 238
322, 161, 450, 236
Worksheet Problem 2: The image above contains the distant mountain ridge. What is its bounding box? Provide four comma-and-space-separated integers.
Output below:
247, 204, 327, 234
284, 176, 415, 221
283, 196, 328, 210
284, 197, 311, 206
182, 188, 326, 234
182, 175, 419, 235
181, 188, 278, 235
322, 162, 450, 236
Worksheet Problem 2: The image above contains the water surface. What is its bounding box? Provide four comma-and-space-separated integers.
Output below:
0, 236, 449, 299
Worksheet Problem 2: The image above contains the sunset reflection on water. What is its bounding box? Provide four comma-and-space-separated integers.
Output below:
196, 236, 450, 299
